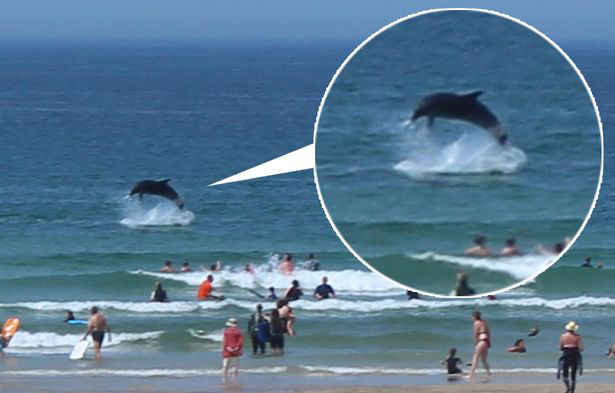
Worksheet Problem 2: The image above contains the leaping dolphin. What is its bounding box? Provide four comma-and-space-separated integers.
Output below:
129, 179, 184, 209
410, 91, 507, 144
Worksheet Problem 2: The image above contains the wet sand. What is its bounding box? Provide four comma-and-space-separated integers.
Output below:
290, 385, 612, 393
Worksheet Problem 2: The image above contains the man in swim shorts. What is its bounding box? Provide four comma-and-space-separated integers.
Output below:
83, 306, 111, 360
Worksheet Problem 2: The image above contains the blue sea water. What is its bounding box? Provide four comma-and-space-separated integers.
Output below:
0, 36, 614, 387
316, 11, 602, 295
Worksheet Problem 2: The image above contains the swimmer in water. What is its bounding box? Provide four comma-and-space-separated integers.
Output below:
508, 338, 527, 353
279, 253, 294, 275
441, 347, 463, 377
160, 260, 176, 273
180, 261, 192, 273
283, 280, 303, 302
307, 253, 320, 271
581, 257, 593, 268
454, 272, 476, 297
266, 287, 278, 301
465, 235, 491, 257
500, 237, 521, 256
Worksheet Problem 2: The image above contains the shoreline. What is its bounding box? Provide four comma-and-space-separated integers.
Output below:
2, 370, 615, 393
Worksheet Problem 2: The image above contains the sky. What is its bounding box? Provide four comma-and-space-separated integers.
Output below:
0, 0, 612, 45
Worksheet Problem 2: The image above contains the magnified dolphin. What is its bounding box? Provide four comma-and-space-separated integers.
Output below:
129, 179, 184, 209
411, 91, 507, 144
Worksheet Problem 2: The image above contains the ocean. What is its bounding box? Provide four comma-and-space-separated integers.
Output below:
315, 11, 602, 295
1, 38, 615, 387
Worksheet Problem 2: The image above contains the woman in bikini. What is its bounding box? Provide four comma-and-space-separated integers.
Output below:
467, 311, 491, 379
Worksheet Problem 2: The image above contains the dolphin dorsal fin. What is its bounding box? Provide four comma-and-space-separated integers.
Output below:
159, 178, 171, 183
464, 91, 484, 100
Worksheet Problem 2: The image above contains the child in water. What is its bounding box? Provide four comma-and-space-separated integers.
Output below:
441, 348, 463, 378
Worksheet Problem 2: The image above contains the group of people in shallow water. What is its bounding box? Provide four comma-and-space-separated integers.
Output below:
440, 311, 615, 393
464, 234, 574, 257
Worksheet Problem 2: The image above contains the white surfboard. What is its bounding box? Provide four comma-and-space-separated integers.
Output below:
69, 339, 90, 360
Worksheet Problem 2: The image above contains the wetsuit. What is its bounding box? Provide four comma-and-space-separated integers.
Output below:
558, 347, 582, 393
314, 284, 335, 299
285, 287, 303, 301
445, 356, 462, 375
247, 313, 266, 354
151, 288, 168, 302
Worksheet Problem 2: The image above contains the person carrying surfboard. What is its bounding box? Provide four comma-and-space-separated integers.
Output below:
83, 306, 111, 360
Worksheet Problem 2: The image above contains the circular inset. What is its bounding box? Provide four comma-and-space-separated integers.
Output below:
314, 9, 603, 297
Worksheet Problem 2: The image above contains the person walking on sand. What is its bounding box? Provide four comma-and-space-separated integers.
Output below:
222, 318, 243, 382
83, 306, 111, 360
467, 311, 491, 379
558, 321, 583, 393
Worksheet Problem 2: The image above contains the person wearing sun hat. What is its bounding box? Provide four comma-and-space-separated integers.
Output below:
558, 321, 584, 393
222, 317, 243, 382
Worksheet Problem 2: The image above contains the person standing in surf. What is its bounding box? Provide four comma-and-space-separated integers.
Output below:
222, 318, 243, 382
83, 306, 111, 360
558, 321, 583, 393
467, 311, 491, 379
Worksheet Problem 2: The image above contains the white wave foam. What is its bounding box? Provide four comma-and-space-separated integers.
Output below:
5, 301, 206, 313
409, 251, 552, 280
131, 266, 398, 293
187, 328, 223, 342
1, 367, 287, 377
7, 331, 162, 354
3, 296, 614, 315
120, 199, 194, 227
395, 125, 526, 179
5, 366, 613, 378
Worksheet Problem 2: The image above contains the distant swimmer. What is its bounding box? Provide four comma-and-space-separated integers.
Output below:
454, 272, 476, 297
558, 321, 583, 393
180, 261, 192, 273
581, 257, 593, 268
528, 327, 540, 337
244, 263, 255, 274
407, 290, 420, 300
150, 281, 169, 302
597, 262, 604, 269
279, 253, 294, 275
83, 306, 111, 360
65, 310, 76, 322
129, 178, 184, 209
500, 237, 521, 256
307, 253, 320, 271
608, 341, 615, 359
266, 287, 278, 301
441, 348, 463, 377
160, 260, 176, 273
507, 339, 527, 353
410, 91, 507, 144
467, 311, 491, 379
197, 274, 224, 301
283, 280, 303, 302
465, 235, 491, 257
536, 241, 566, 256
313, 276, 336, 300
64, 310, 87, 325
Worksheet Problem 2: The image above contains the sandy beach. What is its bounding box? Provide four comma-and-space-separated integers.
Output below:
292, 385, 612, 393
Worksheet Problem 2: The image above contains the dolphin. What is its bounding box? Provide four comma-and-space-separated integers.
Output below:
129, 179, 184, 209
410, 91, 507, 144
